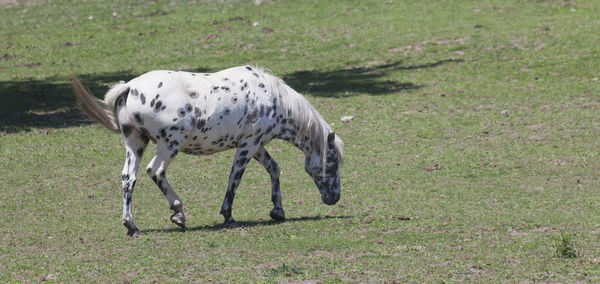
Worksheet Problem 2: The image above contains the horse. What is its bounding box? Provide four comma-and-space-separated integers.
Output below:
72, 66, 344, 237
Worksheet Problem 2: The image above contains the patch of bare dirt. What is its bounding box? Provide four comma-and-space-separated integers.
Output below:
0, 0, 17, 7
532, 226, 558, 233
0, 0, 51, 7
391, 216, 410, 221
2, 53, 17, 60
423, 163, 442, 172
389, 37, 469, 55
61, 41, 80, 47
132, 10, 167, 18
534, 0, 575, 5
588, 258, 600, 265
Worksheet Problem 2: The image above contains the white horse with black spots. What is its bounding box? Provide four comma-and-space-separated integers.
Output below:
72, 66, 344, 237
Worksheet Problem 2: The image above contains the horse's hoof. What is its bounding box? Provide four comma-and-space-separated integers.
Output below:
124, 221, 141, 237
170, 212, 186, 229
126, 228, 141, 238
270, 208, 286, 221
223, 220, 239, 228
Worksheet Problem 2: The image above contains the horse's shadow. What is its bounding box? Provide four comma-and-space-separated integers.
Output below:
282, 59, 463, 97
0, 59, 462, 133
141, 215, 353, 234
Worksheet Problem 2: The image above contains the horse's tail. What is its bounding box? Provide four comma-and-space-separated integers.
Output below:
71, 75, 129, 133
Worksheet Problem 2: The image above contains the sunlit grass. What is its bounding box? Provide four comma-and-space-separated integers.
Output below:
1, 0, 600, 282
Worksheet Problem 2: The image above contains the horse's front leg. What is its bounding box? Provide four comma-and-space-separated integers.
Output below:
253, 147, 284, 221
220, 142, 259, 227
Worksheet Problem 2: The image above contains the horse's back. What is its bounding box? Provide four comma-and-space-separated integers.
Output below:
121, 67, 281, 155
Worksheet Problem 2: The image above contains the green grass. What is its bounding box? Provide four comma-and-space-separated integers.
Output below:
1, 0, 600, 282
555, 232, 579, 259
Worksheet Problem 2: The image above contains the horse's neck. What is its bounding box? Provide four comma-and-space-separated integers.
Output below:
277, 123, 302, 150
273, 85, 325, 158
276, 117, 319, 158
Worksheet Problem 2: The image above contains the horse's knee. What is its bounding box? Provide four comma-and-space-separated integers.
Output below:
265, 157, 280, 176
271, 164, 280, 178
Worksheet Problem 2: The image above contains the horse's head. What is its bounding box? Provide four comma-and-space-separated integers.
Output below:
305, 132, 344, 205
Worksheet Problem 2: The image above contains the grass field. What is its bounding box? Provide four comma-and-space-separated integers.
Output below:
1, 0, 600, 282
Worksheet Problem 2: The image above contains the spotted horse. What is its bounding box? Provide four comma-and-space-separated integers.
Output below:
72, 66, 344, 237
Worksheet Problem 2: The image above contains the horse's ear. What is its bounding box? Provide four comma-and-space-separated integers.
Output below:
327, 132, 335, 144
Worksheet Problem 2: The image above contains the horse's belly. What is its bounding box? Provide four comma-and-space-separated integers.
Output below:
181, 122, 245, 155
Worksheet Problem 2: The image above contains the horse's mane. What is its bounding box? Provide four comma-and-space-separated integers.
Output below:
260, 68, 344, 169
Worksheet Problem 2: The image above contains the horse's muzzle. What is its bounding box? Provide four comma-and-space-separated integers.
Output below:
322, 193, 340, 205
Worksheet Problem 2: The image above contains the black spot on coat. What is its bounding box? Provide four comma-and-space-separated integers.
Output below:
133, 112, 144, 125
140, 134, 150, 144
196, 119, 206, 129
121, 124, 133, 137
236, 157, 247, 167
233, 169, 244, 180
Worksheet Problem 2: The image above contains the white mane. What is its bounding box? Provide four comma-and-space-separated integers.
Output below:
260, 68, 344, 168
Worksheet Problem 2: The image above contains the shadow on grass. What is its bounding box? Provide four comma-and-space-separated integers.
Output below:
0, 68, 210, 133
141, 215, 353, 234
282, 59, 462, 97
0, 59, 461, 133
0, 71, 135, 133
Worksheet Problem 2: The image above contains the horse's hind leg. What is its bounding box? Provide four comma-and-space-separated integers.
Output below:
120, 130, 149, 237
253, 147, 285, 221
146, 143, 186, 229
117, 102, 149, 237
